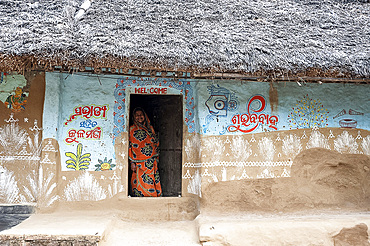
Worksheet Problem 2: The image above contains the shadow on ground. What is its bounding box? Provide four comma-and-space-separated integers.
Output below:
0, 206, 34, 232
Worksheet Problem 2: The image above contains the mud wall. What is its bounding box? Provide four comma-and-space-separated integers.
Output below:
186, 81, 369, 205
201, 148, 370, 213
0, 71, 45, 205
39, 74, 370, 210
41, 73, 198, 207
2, 71, 368, 213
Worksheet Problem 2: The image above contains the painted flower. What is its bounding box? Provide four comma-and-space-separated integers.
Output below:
95, 157, 116, 171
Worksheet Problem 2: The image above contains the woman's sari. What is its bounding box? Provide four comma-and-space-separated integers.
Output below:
129, 108, 162, 197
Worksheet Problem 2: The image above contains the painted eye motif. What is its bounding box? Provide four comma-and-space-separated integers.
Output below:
214, 100, 226, 110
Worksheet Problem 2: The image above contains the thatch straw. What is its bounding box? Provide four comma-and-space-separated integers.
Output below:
0, 0, 369, 77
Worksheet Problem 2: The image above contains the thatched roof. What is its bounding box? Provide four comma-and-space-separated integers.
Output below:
0, 0, 369, 79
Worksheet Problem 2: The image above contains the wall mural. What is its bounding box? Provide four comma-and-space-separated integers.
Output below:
23, 165, 59, 207
113, 77, 196, 139
95, 157, 116, 171
40, 75, 368, 200
64, 105, 108, 126
5, 87, 28, 112
0, 73, 28, 105
40, 140, 58, 165
228, 95, 279, 133
61, 103, 112, 171
184, 134, 201, 161
0, 114, 41, 161
202, 83, 280, 135
200, 82, 369, 135
39, 73, 123, 205
65, 143, 91, 170
0, 165, 24, 203
63, 171, 123, 201
333, 108, 364, 128
63, 171, 107, 201
287, 94, 328, 129
0, 114, 59, 206
64, 105, 107, 144
203, 85, 238, 134
0, 72, 8, 84
187, 170, 202, 197
362, 136, 370, 156
184, 128, 369, 197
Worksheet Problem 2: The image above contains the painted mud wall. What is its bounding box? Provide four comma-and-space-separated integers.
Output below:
0, 71, 46, 205
42, 72, 199, 205
2, 71, 368, 212
187, 81, 370, 196
193, 81, 369, 212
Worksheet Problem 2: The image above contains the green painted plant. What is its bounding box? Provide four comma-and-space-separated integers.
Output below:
65, 143, 91, 170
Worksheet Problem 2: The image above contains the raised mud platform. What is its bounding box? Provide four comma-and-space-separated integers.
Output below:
0, 196, 200, 245
1, 210, 369, 245
197, 212, 370, 246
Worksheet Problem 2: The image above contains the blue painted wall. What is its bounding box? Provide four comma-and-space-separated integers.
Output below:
198, 81, 369, 135
43, 73, 370, 172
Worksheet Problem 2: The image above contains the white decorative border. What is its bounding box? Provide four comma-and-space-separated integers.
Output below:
184, 160, 293, 168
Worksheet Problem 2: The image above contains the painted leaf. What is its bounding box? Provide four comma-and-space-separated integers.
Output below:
65, 152, 77, 160
79, 157, 91, 163
81, 153, 91, 158
76, 143, 83, 157
79, 163, 89, 168
67, 164, 77, 169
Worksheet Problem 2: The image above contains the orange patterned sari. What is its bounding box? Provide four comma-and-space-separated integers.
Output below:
129, 109, 162, 197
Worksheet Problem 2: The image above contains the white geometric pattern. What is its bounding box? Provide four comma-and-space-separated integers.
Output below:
42, 140, 58, 152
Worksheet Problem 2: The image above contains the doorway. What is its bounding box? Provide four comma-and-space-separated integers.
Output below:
129, 94, 183, 197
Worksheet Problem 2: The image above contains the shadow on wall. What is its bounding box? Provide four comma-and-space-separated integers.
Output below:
201, 148, 370, 213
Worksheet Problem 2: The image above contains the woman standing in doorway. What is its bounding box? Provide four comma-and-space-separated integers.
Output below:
129, 107, 162, 197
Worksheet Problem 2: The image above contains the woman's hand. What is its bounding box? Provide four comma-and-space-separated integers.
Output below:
131, 162, 136, 172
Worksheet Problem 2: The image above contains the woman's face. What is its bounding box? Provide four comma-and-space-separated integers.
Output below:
134, 110, 145, 124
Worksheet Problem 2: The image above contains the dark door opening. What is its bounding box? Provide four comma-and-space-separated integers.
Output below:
129, 94, 183, 197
